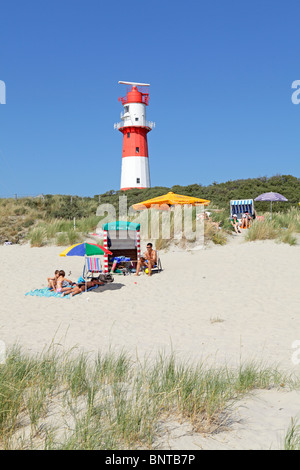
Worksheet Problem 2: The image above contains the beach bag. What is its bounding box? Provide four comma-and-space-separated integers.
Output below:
98, 273, 114, 284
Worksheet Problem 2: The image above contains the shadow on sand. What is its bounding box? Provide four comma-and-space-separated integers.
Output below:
88, 282, 125, 293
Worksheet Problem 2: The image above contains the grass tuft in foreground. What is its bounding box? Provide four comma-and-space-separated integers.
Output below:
284, 417, 300, 450
0, 346, 299, 449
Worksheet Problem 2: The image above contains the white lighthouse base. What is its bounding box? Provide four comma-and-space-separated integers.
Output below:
121, 156, 150, 190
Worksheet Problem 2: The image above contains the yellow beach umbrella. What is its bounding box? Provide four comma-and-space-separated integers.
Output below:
132, 192, 210, 210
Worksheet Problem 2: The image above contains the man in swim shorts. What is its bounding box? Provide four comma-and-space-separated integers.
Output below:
135, 243, 157, 277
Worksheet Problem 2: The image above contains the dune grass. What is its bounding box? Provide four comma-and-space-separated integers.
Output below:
27, 227, 47, 247
1, 192, 298, 249
284, 417, 300, 450
245, 219, 279, 241
277, 229, 297, 246
26, 216, 101, 247
245, 218, 298, 245
272, 207, 300, 233
0, 345, 298, 450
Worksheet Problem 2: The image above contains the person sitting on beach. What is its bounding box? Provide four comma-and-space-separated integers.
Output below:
205, 211, 220, 230
54, 270, 74, 293
48, 270, 60, 290
241, 214, 248, 229
231, 214, 242, 233
61, 278, 105, 297
245, 211, 252, 228
135, 243, 157, 277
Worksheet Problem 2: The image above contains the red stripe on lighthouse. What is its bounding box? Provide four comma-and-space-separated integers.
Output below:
119, 126, 150, 158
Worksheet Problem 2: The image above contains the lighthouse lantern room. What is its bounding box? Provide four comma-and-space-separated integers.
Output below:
114, 81, 155, 190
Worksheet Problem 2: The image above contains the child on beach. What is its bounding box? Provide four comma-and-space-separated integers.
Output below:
54, 270, 74, 293
48, 270, 60, 290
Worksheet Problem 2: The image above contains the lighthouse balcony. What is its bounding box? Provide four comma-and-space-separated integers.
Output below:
114, 121, 155, 130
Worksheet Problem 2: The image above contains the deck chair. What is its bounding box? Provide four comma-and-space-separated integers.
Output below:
142, 250, 163, 274
83, 256, 102, 279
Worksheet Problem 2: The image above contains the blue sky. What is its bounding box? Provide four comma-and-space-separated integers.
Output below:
0, 0, 299, 197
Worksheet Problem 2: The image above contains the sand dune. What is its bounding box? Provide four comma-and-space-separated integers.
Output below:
0, 237, 300, 449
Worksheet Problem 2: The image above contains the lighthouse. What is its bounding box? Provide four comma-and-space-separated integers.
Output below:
114, 81, 155, 190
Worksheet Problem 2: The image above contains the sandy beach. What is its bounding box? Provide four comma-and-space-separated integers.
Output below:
1, 236, 300, 449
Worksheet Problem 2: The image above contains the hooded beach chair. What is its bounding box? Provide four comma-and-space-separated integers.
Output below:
83, 256, 103, 279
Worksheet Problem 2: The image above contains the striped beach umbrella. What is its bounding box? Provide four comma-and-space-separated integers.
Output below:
59, 242, 112, 291
59, 242, 112, 257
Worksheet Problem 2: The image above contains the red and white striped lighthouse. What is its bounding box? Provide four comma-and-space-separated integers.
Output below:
114, 81, 155, 191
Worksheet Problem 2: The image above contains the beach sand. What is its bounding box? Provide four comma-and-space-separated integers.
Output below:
0, 236, 300, 449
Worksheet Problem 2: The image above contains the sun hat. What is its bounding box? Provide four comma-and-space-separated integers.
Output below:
233, 214, 237, 217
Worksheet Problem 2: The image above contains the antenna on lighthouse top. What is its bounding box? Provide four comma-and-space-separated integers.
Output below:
119, 81, 150, 87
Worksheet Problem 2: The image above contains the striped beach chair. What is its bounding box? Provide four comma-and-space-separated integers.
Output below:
83, 257, 102, 279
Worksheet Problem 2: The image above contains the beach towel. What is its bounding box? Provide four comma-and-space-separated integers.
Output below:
25, 287, 71, 298
112, 256, 131, 263
25, 277, 101, 299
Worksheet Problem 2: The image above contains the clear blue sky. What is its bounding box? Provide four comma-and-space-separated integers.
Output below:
0, 0, 299, 197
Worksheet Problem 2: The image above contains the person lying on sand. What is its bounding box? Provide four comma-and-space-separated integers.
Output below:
61, 278, 105, 297
231, 214, 242, 233
135, 243, 157, 277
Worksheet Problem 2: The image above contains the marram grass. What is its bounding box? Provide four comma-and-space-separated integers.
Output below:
0, 345, 299, 450
284, 417, 300, 450
246, 219, 298, 245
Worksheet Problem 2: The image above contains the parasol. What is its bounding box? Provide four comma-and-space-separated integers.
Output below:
59, 242, 112, 292
254, 192, 288, 219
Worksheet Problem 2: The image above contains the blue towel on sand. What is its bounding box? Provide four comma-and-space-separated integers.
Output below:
25, 287, 72, 299
25, 279, 100, 299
